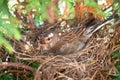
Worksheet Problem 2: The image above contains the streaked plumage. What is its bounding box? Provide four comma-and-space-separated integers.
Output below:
37, 15, 117, 55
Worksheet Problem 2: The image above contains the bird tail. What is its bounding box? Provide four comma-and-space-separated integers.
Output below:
86, 14, 118, 36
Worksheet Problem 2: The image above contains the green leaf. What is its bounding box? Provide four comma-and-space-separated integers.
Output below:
10, 57, 17, 62
85, 0, 98, 7
1, 23, 21, 40
112, 52, 120, 59
1, 73, 16, 80
31, 62, 40, 68
112, 69, 120, 80
0, 0, 10, 16
0, 59, 2, 63
0, 36, 14, 53
115, 61, 120, 67
95, 9, 106, 17
26, 0, 41, 13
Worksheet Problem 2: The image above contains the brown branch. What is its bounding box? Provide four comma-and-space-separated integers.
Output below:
28, 11, 35, 29
0, 62, 35, 72
17, 0, 21, 4
103, 2, 114, 11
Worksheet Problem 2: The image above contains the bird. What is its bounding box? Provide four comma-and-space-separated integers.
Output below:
37, 15, 117, 55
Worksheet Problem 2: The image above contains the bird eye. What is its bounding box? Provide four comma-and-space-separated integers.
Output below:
47, 37, 51, 40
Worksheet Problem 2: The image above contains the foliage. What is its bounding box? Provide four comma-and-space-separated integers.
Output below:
112, 52, 120, 59
112, 52, 120, 80
0, 0, 21, 53
0, 73, 16, 80
0, 74, 16, 80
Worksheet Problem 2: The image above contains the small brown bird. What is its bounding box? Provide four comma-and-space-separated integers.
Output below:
37, 15, 117, 55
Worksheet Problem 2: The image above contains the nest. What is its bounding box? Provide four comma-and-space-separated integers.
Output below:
0, 20, 119, 80
8, 24, 119, 80
32, 38, 110, 80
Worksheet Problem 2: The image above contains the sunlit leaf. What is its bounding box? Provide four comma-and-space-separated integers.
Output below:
85, 0, 98, 7
0, 36, 13, 53
0, 0, 10, 15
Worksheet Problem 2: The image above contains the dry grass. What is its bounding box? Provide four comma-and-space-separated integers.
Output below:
0, 22, 120, 80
